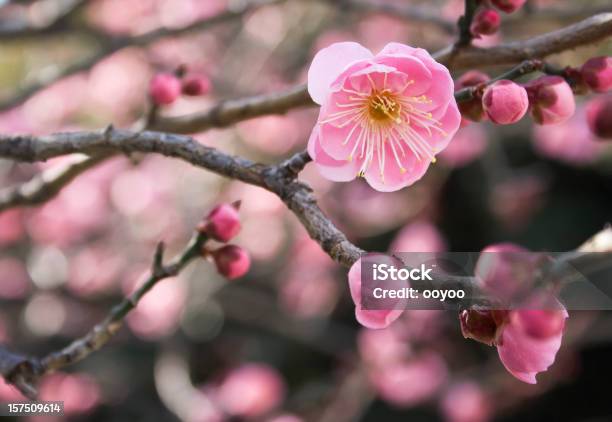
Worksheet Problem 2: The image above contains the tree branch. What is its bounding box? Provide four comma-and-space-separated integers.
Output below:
150, 13, 612, 135
0, 0, 283, 111
0, 127, 363, 267
0, 153, 110, 212
0, 230, 207, 398
0, 0, 90, 40
435, 12, 612, 69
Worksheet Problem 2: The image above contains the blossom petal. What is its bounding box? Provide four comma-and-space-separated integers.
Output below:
308, 42, 373, 105
364, 142, 430, 192
307, 127, 360, 182
497, 313, 565, 384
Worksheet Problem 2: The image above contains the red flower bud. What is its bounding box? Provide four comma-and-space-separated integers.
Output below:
580, 56, 612, 93
149, 73, 181, 105
199, 202, 241, 242
213, 245, 251, 280
482, 80, 529, 125
460, 309, 506, 346
524, 75, 575, 125
470, 9, 501, 37
181, 74, 211, 96
456, 70, 490, 122
586, 95, 612, 139
490, 0, 526, 13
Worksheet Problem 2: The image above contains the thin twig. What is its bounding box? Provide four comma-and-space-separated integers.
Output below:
0, 230, 207, 397
0, 0, 284, 111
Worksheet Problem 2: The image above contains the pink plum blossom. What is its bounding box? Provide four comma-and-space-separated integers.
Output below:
438, 124, 488, 167
348, 255, 404, 329
307, 42, 461, 192
580, 56, 612, 93
0, 209, 24, 246
586, 94, 612, 139
217, 363, 285, 418
212, 245, 251, 280
482, 80, 529, 124
389, 220, 447, 252
440, 382, 491, 422
369, 353, 448, 407
525, 76, 576, 125
533, 106, 603, 164
39, 373, 101, 415
462, 243, 569, 384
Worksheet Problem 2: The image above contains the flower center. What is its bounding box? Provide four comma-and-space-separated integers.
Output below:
368, 91, 401, 124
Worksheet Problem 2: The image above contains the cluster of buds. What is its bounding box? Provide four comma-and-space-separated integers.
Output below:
456, 71, 584, 127
469, 0, 526, 39
198, 201, 251, 280
148, 69, 211, 106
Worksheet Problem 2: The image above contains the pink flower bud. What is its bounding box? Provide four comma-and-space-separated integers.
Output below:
213, 245, 251, 280
490, 0, 526, 13
586, 95, 612, 139
181, 74, 211, 96
580, 56, 612, 93
525, 75, 575, 125
199, 202, 241, 242
482, 80, 529, 124
456, 70, 490, 122
470, 9, 500, 36
149, 73, 181, 105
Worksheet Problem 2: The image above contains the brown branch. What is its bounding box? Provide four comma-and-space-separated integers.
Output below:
0, 127, 363, 267
0, 231, 207, 398
0, 153, 110, 212
151, 13, 612, 135
0, 0, 283, 111
0, 10, 606, 212
152, 84, 314, 134
0, 0, 90, 40
435, 12, 612, 69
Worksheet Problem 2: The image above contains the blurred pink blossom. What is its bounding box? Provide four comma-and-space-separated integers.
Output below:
370, 353, 448, 407
533, 106, 603, 164
0, 209, 25, 246
68, 246, 124, 297
0, 257, 31, 299
438, 124, 488, 167
125, 274, 186, 339
440, 382, 491, 422
217, 363, 286, 418
390, 220, 447, 253
39, 373, 100, 415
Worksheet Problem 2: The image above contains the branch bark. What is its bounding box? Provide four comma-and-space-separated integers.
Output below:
0, 231, 207, 398
151, 13, 612, 135
0, 127, 363, 267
